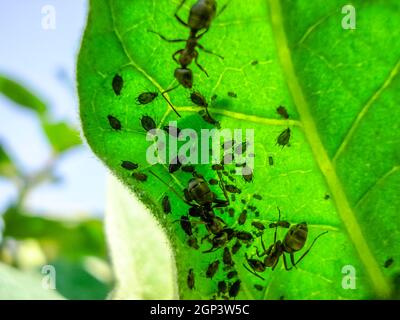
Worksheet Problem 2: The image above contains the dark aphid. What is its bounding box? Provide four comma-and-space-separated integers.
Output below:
226, 185, 241, 194
269, 221, 290, 228
252, 221, 265, 231
251, 60, 259, 66
227, 91, 237, 98
229, 280, 241, 298
218, 281, 228, 294
324, 194, 330, 200
190, 91, 208, 107
230, 194, 236, 202
235, 141, 247, 155
248, 205, 256, 212
253, 194, 262, 200
121, 161, 138, 170
112, 74, 123, 95
223, 247, 234, 267
206, 260, 220, 278
212, 164, 224, 171
238, 210, 247, 225
254, 284, 264, 291
242, 167, 253, 183
222, 140, 235, 150
384, 258, 394, 268
228, 208, 235, 217
240, 199, 247, 205
268, 156, 274, 166
209, 178, 219, 185
231, 241, 241, 254
227, 270, 238, 279
222, 170, 229, 177
163, 125, 181, 137
137, 91, 158, 105
169, 156, 182, 173
255, 211, 260, 217
182, 165, 195, 173
141, 115, 156, 132
236, 231, 253, 241
162, 195, 171, 214
228, 176, 236, 183
187, 269, 195, 290
108, 115, 122, 130
132, 172, 148, 182
180, 215, 193, 236
276, 105, 289, 119
277, 128, 291, 147
187, 237, 199, 250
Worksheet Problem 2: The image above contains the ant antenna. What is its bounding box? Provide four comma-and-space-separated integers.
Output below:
161, 85, 181, 117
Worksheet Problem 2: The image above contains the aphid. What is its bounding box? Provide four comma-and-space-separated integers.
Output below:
255, 211, 260, 217
209, 178, 219, 185
163, 125, 181, 137
277, 128, 291, 147
252, 221, 265, 231
121, 161, 138, 170
225, 185, 241, 194
179, 215, 193, 236
169, 156, 182, 173
182, 165, 195, 173
240, 199, 246, 205
141, 115, 156, 132
187, 237, 200, 250
228, 208, 235, 217
112, 74, 123, 95
235, 141, 247, 155
238, 210, 247, 225
230, 194, 236, 202
242, 167, 253, 183
132, 172, 148, 182
227, 270, 237, 279
269, 221, 290, 229
324, 194, 330, 200
137, 91, 158, 105
384, 258, 394, 268
251, 60, 258, 66
187, 268, 195, 289
231, 240, 241, 254
212, 164, 224, 171
235, 231, 253, 241
107, 115, 122, 130
276, 105, 289, 119
206, 260, 220, 278
218, 281, 228, 294
229, 280, 241, 298
162, 195, 171, 214
254, 284, 264, 291
268, 156, 274, 166
190, 91, 208, 107
247, 205, 256, 212
227, 91, 237, 98
222, 170, 229, 177
253, 194, 262, 200
223, 247, 234, 267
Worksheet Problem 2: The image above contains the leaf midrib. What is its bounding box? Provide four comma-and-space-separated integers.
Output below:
267, 0, 392, 298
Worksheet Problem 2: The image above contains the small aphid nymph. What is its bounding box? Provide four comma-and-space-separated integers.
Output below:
108, 115, 122, 130
112, 74, 123, 95
137, 91, 158, 105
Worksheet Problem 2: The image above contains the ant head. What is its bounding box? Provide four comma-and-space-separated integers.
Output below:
174, 68, 193, 88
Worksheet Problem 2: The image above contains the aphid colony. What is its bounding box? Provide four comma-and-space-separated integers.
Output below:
103, 0, 317, 300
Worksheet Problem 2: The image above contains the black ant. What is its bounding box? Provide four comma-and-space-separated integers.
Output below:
244, 208, 328, 280
149, 1, 228, 112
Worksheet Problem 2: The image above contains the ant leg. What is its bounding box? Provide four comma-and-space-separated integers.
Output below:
195, 28, 209, 40
196, 43, 224, 60
293, 231, 329, 267
161, 84, 181, 117
216, 170, 230, 205
283, 254, 293, 271
193, 51, 209, 77
172, 49, 184, 64
175, 0, 189, 27
148, 30, 186, 43
243, 263, 265, 281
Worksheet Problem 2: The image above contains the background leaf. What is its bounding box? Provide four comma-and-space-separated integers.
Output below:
78, 0, 399, 299
42, 121, 82, 154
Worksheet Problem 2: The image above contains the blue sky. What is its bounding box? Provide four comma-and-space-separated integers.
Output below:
0, 1, 106, 217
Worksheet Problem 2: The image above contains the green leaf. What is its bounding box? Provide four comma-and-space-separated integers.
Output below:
42, 121, 82, 154
77, 0, 400, 299
0, 262, 64, 299
0, 142, 18, 178
105, 174, 177, 299
0, 75, 47, 114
